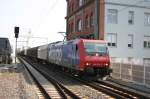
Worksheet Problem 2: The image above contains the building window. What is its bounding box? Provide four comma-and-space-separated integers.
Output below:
76, 0, 79, 8
71, 3, 74, 12
128, 11, 134, 24
68, 24, 71, 33
79, 0, 83, 6
107, 9, 118, 24
144, 36, 150, 48
90, 13, 94, 27
128, 34, 133, 48
107, 33, 117, 47
85, 15, 89, 29
68, 6, 71, 14
76, 19, 82, 32
70, 23, 74, 33
144, 13, 150, 26
83, 0, 88, 4
5, 40, 8, 48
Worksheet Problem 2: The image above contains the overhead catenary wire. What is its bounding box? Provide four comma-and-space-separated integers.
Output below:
34, 0, 59, 34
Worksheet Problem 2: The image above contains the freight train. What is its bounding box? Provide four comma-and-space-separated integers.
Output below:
19, 39, 112, 77
0, 38, 12, 64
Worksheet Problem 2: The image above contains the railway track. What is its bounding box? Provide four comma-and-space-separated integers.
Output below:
81, 80, 135, 99
20, 59, 51, 99
59, 71, 137, 99
22, 57, 113, 99
107, 77, 150, 96
95, 79, 150, 99
67, 73, 150, 99
48, 66, 150, 99
19, 57, 80, 99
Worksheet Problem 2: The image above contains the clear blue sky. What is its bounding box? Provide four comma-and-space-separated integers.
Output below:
0, 0, 66, 54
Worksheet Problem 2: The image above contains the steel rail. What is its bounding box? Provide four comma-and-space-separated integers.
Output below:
19, 58, 51, 99
21, 57, 80, 99
64, 74, 129, 99
91, 81, 135, 99
96, 79, 150, 99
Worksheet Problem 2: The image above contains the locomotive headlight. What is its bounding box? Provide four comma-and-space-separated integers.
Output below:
105, 63, 108, 66
86, 63, 89, 66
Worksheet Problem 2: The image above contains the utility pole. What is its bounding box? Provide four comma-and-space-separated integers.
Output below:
14, 26, 19, 64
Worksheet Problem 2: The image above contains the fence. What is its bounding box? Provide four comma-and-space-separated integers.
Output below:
111, 62, 150, 87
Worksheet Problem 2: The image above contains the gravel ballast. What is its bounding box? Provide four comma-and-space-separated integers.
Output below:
0, 64, 38, 99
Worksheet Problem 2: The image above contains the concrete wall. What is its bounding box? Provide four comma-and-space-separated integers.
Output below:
111, 62, 150, 86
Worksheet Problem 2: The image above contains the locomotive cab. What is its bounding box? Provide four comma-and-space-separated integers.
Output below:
84, 42, 110, 67
79, 39, 112, 77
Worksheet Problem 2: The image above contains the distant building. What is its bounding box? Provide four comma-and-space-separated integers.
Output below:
66, 0, 150, 64
0, 38, 12, 64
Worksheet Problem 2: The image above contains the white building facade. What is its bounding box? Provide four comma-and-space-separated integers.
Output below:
104, 0, 150, 64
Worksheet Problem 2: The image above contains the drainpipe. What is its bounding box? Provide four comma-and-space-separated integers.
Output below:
66, 1, 69, 40
94, 0, 99, 40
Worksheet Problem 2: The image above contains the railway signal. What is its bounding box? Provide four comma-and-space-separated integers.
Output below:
14, 27, 19, 38
14, 26, 19, 63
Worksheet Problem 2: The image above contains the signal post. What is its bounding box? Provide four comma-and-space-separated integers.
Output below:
14, 26, 19, 64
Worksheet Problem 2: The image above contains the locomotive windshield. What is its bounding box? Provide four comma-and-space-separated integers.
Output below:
84, 42, 108, 56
